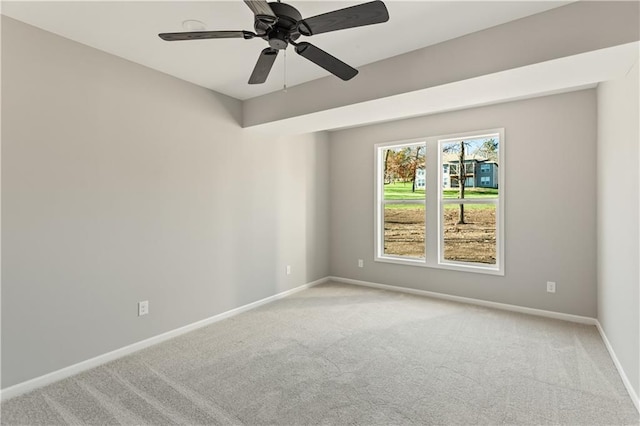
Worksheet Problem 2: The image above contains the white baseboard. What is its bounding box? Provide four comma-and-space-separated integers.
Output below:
0, 277, 329, 402
6, 276, 637, 415
328, 276, 597, 325
595, 321, 640, 414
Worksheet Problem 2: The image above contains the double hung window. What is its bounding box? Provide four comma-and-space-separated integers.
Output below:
377, 142, 426, 260
375, 129, 504, 275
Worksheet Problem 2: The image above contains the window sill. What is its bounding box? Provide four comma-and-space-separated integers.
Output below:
375, 256, 504, 276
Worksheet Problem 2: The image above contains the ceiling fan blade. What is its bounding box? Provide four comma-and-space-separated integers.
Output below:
243, 0, 278, 24
297, 0, 389, 36
248, 48, 279, 84
159, 31, 253, 41
295, 42, 358, 81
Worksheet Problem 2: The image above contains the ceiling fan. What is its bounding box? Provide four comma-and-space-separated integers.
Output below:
158, 0, 389, 84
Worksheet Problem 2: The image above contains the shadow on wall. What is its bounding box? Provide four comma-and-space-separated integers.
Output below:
229, 132, 329, 307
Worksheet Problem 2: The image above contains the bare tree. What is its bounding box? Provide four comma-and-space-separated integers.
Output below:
477, 138, 498, 162
383, 146, 425, 191
384, 149, 391, 184
383, 149, 403, 184
411, 146, 425, 193
443, 140, 472, 224
457, 142, 467, 224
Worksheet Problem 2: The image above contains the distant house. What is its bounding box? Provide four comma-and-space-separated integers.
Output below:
442, 155, 498, 189
415, 168, 426, 189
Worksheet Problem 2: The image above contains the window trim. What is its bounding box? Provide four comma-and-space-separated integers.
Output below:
374, 139, 426, 261
374, 129, 505, 276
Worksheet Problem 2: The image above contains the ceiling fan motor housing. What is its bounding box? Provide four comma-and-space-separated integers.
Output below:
256, 2, 302, 49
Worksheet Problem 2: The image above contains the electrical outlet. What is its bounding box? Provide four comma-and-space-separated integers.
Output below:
138, 300, 149, 316
546, 281, 556, 293
358, 259, 364, 268
286, 265, 291, 275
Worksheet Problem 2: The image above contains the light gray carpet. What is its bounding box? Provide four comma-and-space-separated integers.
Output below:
2, 282, 638, 425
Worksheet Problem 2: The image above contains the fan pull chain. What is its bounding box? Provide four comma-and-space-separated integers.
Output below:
283, 49, 288, 93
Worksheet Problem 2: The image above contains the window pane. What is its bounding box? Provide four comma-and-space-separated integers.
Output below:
442, 203, 496, 264
382, 146, 426, 200
384, 204, 425, 258
441, 137, 499, 198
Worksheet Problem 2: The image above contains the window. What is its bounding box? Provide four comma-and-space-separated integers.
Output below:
464, 163, 474, 174
439, 133, 502, 271
375, 129, 504, 275
480, 164, 491, 173
376, 142, 426, 260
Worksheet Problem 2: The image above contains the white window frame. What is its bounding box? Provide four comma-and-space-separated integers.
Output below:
374, 128, 504, 276
374, 139, 426, 265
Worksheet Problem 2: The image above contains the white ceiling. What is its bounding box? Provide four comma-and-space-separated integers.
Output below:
2, 1, 571, 100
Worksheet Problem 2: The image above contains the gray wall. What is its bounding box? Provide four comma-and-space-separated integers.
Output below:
1, 17, 330, 388
3, 9, 636, 398
329, 90, 597, 317
597, 61, 640, 398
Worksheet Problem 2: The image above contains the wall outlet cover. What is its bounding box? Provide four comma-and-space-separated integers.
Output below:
138, 301, 149, 316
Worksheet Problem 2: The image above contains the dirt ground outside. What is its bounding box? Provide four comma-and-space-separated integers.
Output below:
384, 206, 496, 264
